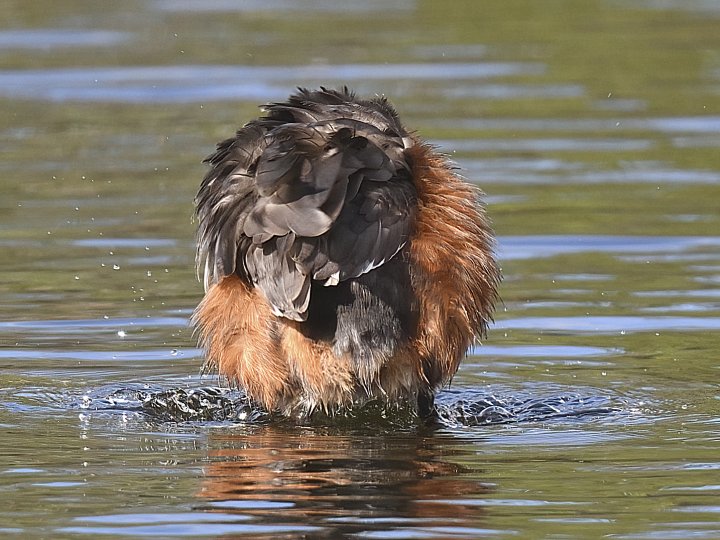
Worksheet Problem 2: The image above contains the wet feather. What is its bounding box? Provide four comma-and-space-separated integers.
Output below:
193, 87, 501, 416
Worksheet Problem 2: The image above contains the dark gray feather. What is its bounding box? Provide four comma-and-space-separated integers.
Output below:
195, 87, 417, 320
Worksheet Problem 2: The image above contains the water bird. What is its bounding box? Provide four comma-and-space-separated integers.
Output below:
193, 87, 500, 418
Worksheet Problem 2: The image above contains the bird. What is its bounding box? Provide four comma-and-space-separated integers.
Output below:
192, 87, 500, 419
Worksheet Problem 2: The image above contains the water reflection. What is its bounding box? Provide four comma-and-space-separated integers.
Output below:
2, 0, 720, 537
0, 63, 542, 103
197, 427, 495, 538
498, 235, 720, 260
495, 315, 720, 333
154, 0, 416, 12
0, 29, 128, 49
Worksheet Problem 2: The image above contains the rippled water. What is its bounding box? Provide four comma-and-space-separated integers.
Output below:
2, 1, 720, 538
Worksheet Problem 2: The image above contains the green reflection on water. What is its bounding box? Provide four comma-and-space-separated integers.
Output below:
1, 0, 720, 538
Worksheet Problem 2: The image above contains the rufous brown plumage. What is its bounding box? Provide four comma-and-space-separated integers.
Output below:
193, 87, 500, 418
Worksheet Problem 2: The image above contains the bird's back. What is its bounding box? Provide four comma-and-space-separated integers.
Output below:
193, 88, 500, 417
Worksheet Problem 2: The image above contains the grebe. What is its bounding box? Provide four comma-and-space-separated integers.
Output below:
193, 87, 500, 418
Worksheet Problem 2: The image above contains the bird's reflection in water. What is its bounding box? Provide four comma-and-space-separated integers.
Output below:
197, 424, 492, 537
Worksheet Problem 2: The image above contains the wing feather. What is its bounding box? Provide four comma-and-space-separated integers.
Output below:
195, 87, 417, 320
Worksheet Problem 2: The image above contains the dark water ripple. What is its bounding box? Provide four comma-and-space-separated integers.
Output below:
70, 384, 619, 429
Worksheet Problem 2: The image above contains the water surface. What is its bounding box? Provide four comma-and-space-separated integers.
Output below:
1, 1, 720, 538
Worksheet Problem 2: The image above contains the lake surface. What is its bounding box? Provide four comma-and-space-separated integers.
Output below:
2, 1, 720, 538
